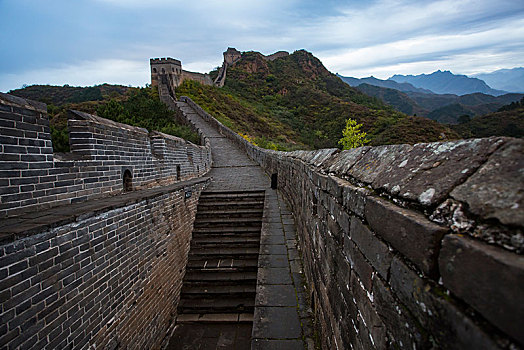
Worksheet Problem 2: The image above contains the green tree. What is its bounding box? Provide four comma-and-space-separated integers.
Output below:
338, 118, 369, 149
458, 114, 471, 124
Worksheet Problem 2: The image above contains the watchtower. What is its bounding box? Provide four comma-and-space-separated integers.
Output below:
223, 47, 241, 65
150, 58, 183, 88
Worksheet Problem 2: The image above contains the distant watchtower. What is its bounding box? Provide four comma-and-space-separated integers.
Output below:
223, 47, 241, 65
150, 58, 182, 88
150, 57, 213, 99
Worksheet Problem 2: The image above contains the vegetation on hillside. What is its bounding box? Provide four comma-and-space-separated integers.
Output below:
9, 84, 199, 152
355, 83, 427, 116
96, 88, 199, 144
9, 84, 129, 106
498, 97, 524, 112
350, 82, 524, 125
178, 50, 456, 149
176, 80, 307, 150
452, 106, 524, 139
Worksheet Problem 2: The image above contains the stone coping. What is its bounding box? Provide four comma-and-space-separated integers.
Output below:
0, 91, 47, 113
69, 109, 149, 134
0, 176, 211, 244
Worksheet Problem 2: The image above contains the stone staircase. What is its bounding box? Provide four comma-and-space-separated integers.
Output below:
175, 190, 264, 324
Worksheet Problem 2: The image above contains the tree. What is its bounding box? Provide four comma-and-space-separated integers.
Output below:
338, 118, 369, 149
458, 114, 471, 124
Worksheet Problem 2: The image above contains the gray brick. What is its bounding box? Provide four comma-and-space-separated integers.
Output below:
365, 196, 447, 276
439, 234, 524, 344
349, 216, 392, 280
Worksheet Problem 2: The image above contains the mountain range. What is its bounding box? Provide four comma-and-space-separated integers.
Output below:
338, 71, 523, 124
337, 75, 433, 94
473, 67, 524, 93
390, 70, 507, 96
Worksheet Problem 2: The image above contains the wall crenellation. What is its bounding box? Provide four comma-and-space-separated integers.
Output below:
0, 92, 212, 219
179, 95, 524, 349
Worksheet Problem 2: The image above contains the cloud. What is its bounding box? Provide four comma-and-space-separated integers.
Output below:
1, 0, 523, 89
300, 0, 524, 77
318, 16, 524, 77
290, 0, 524, 48
0, 59, 149, 92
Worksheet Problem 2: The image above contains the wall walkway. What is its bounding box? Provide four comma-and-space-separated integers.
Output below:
169, 98, 316, 349
179, 96, 523, 349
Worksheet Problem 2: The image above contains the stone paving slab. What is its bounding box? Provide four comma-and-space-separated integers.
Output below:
260, 234, 285, 245
257, 267, 293, 285
252, 307, 302, 339
258, 255, 289, 268
167, 323, 252, 350
259, 244, 287, 255
255, 284, 298, 307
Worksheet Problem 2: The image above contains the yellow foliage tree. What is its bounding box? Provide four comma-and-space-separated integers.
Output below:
338, 118, 369, 149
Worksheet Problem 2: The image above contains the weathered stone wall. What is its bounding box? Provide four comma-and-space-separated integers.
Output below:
0, 177, 208, 349
262, 51, 289, 61
180, 70, 213, 87
181, 96, 524, 349
0, 92, 211, 218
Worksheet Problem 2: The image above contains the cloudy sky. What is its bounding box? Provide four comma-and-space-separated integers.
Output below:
1, 0, 523, 92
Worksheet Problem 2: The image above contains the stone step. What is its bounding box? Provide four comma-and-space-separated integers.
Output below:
198, 198, 264, 205
183, 271, 257, 282
200, 190, 265, 198
181, 284, 256, 295
190, 242, 259, 250
191, 234, 260, 244
193, 217, 262, 227
197, 201, 264, 211
188, 246, 259, 256
196, 208, 263, 218
176, 313, 253, 324
192, 226, 261, 234
178, 297, 255, 314
187, 258, 258, 269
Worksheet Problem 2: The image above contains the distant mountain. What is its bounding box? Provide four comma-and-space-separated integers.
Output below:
354, 84, 427, 116
390, 70, 507, 96
337, 74, 434, 94
473, 67, 524, 93
339, 77, 524, 124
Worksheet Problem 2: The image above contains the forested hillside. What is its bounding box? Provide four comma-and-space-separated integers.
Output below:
9, 84, 199, 152
339, 77, 524, 124
452, 99, 524, 138
177, 50, 456, 149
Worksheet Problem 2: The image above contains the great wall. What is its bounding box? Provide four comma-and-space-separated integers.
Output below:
0, 49, 522, 349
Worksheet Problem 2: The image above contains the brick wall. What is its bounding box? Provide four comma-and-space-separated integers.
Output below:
180, 70, 213, 87
0, 93, 212, 218
180, 96, 524, 349
0, 178, 207, 349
